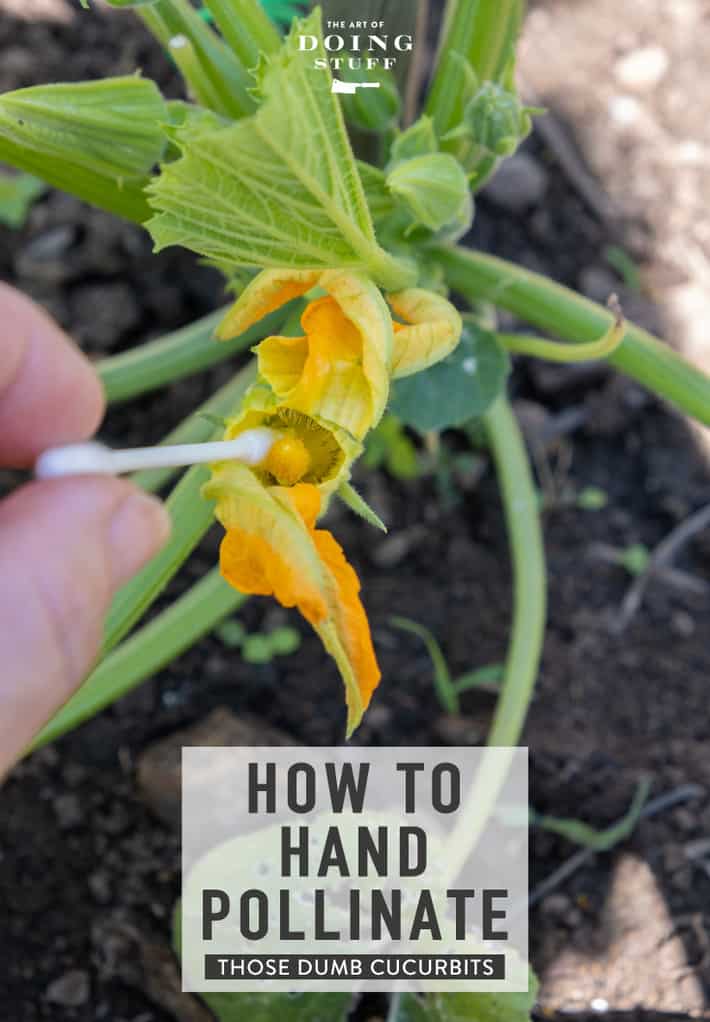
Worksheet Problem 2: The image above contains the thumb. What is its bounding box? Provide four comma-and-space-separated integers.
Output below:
0, 477, 171, 773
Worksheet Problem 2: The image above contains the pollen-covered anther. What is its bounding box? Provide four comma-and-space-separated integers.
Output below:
263, 432, 312, 487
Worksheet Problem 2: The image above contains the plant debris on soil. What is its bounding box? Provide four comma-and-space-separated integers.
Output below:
1, 2, 710, 1021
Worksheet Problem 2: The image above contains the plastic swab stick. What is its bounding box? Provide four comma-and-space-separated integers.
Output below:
35, 428, 277, 480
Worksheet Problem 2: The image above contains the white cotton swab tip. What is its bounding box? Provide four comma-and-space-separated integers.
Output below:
34, 428, 278, 480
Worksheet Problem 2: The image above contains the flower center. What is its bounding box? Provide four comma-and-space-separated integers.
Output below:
263, 432, 312, 486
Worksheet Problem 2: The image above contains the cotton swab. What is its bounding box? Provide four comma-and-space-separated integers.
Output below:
34, 428, 277, 480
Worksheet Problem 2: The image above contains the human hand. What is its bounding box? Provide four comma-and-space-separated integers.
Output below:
0, 283, 171, 776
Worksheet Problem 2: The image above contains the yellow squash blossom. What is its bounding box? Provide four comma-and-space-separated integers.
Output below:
208, 268, 463, 735
387, 288, 463, 378
218, 268, 393, 439
203, 462, 380, 736
219, 381, 361, 504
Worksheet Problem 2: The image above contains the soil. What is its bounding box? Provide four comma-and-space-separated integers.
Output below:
1, 2, 710, 1021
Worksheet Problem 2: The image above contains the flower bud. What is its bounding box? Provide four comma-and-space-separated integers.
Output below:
462, 81, 532, 158
386, 153, 470, 232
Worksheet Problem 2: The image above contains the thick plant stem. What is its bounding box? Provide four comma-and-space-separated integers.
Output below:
426, 0, 523, 137
29, 570, 245, 751
98, 306, 283, 404
138, 0, 254, 118
203, 0, 281, 70
483, 394, 546, 747
437, 244, 710, 427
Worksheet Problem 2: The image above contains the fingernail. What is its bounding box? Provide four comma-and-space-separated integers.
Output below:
107, 491, 171, 588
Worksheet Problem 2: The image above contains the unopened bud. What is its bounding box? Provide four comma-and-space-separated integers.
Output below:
386, 153, 469, 232
462, 81, 533, 158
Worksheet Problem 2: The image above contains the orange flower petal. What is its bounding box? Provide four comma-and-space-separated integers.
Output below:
220, 526, 327, 627
217, 270, 319, 340
313, 528, 381, 723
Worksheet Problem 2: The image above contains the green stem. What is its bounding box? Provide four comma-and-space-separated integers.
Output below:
437, 244, 710, 427
138, 0, 254, 118
442, 393, 544, 882
132, 361, 257, 493
98, 306, 283, 404
203, 0, 281, 70
483, 394, 546, 747
497, 312, 623, 363
29, 569, 245, 751
103, 463, 215, 653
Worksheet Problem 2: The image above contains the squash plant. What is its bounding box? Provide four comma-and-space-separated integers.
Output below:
3, 0, 708, 784
2, 1, 709, 1014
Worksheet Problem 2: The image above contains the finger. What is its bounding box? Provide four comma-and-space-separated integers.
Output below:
0, 282, 105, 468
0, 476, 171, 775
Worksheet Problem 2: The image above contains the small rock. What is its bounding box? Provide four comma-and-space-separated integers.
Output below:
372, 525, 427, 567
614, 46, 669, 91
137, 707, 296, 827
14, 226, 77, 282
52, 792, 82, 830
540, 893, 574, 919
482, 153, 548, 212
45, 969, 90, 1007
69, 282, 141, 352
61, 762, 88, 787
88, 870, 112, 905
608, 94, 643, 126
671, 611, 695, 638
434, 715, 484, 746
579, 266, 618, 304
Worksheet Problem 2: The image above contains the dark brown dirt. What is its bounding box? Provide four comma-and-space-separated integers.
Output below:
1, 2, 710, 1021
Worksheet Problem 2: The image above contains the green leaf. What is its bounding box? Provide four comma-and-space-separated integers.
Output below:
390, 323, 510, 432
532, 778, 651, 852
215, 616, 247, 647
389, 115, 439, 166
619, 542, 650, 577
0, 169, 44, 228
172, 907, 349, 1017
103, 464, 215, 652
268, 625, 301, 655
362, 414, 420, 480
147, 8, 415, 289
357, 159, 397, 221
241, 634, 274, 664
172, 905, 352, 1022
0, 77, 168, 222
453, 662, 504, 693
204, 992, 352, 1022
576, 486, 608, 511
390, 615, 458, 714
398, 979, 539, 1022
